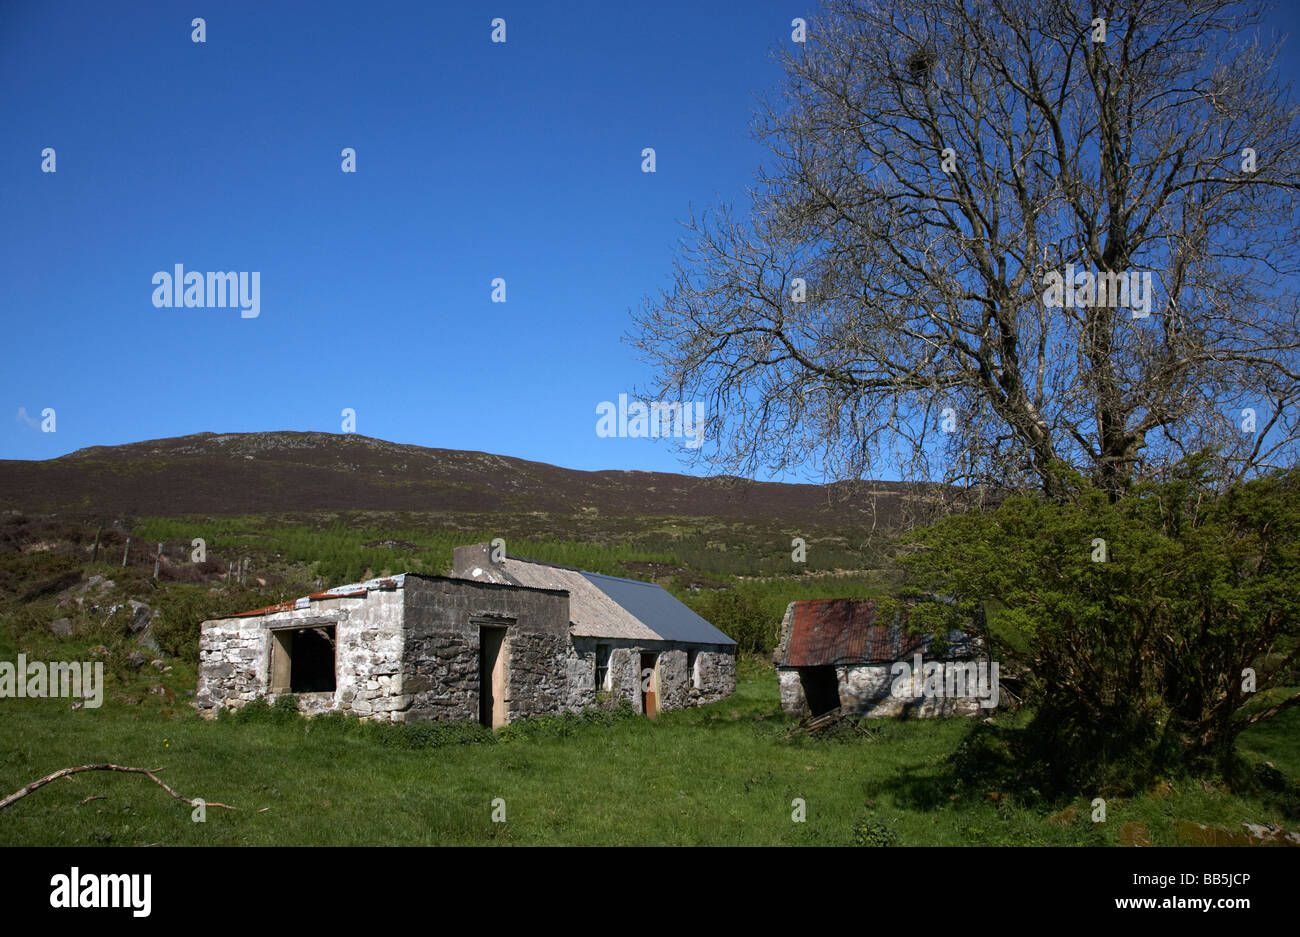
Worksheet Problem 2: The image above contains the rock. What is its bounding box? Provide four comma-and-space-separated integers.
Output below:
126, 651, 147, 669
1239, 822, 1300, 846
1174, 820, 1254, 847
73, 576, 113, 597
1255, 761, 1286, 791
135, 626, 160, 653
127, 600, 152, 634
49, 618, 74, 636
1048, 804, 1079, 826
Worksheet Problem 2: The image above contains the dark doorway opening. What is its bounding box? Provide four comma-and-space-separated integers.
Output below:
640, 652, 659, 718
799, 665, 840, 716
479, 626, 507, 728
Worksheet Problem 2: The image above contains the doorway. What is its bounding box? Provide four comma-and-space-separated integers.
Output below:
640, 651, 659, 718
798, 665, 841, 716
479, 625, 508, 729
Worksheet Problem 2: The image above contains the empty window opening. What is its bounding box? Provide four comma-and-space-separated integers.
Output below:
798, 665, 840, 717
271, 626, 336, 694
595, 644, 611, 691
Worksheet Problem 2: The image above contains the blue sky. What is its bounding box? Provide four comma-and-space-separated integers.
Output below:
3, 1, 1298, 481
1, 0, 799, 474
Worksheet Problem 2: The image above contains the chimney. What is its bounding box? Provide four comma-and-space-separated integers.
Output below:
452, 543, 512, 584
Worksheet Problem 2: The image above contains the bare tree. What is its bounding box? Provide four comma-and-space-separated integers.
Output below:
630, 0, 1300, 500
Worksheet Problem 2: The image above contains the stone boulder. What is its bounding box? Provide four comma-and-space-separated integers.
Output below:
127, 600, 152, 634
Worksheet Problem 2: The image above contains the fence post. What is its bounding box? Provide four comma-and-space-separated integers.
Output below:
91, 527, 101, 564
153, 542, 163, 579
122, 536, 131, 568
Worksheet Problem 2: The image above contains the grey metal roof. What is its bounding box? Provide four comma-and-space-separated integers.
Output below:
578, 570, 736, 646
449, 543, 735, 645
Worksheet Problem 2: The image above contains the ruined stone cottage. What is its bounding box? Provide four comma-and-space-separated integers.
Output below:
196, 543, 736, 725
774, 598, 997, 718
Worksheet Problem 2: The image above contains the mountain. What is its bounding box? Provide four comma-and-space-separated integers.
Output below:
0, 431, 916, 524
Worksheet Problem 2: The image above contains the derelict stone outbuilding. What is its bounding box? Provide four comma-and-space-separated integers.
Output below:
774, 598, 996, 718
196, 544, 736, 725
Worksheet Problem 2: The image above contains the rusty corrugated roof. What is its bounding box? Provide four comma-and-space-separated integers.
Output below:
780, 598, 932, 667
231, 574, 405, 617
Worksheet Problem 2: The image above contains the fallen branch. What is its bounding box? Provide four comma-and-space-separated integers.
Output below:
0, 764, 237, 812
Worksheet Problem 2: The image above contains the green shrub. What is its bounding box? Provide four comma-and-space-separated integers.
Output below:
902, 457, 1300, 794
851, 816, 899, 846
226, 695, 302, 726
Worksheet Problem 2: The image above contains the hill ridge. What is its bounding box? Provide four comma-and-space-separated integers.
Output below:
2, 430, 913, 523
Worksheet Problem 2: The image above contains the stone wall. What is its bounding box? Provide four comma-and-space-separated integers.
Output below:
692, 646, 736, 706
401, 576, 570, 724
777, 668, 806, 715
779, 662, 993, 718
195, 586, 406, 720
196, 616, 269, 712
566, 638, 735, 713
197, 573, 737, 725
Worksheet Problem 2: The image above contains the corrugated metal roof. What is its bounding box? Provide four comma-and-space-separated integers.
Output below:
579, 570, 736, 646
453, 547, 734, 645
778, 598, 968, 667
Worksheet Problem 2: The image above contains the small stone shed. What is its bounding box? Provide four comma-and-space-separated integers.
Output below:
774, 598, 993, 718
196, 544, 735, 725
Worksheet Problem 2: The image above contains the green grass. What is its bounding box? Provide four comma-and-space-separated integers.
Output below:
1, 658, 1294, 846
3, 512, 1296, 845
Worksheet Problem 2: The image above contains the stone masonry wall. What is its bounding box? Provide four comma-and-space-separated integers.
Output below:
400, 576, 570, 724
196, 587, 407, 721
779, 662, 990, 718
197, 574, 737, 725
566, 638, 736, 713
196, 616, 269, 712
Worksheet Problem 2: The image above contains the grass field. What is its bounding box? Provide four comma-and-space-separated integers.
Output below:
2, 511, 1296, 846
2, 656, 1296, 847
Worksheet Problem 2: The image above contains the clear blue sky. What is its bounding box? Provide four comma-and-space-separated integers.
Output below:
3, 2, 1297, 481
1, 0, 799, 474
